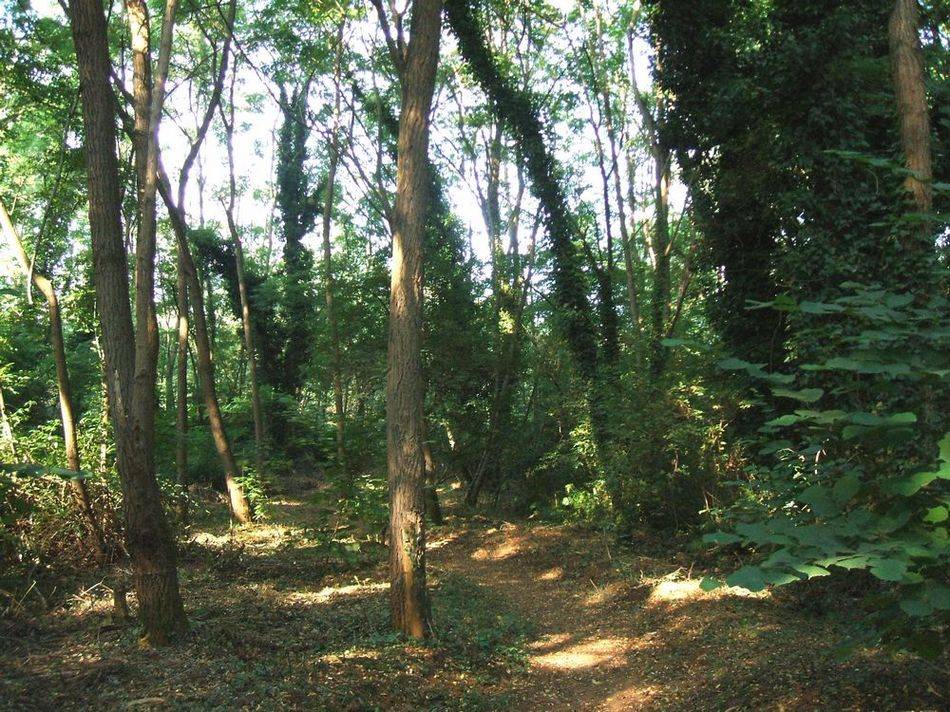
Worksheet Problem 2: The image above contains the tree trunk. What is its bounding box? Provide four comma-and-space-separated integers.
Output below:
155, 179, 243, 519
221, 65, 266, 477
175, 250, 189, 516
0, 383, 15, 458
68, 0, 187, 645
423, 439, 443, 525
650, 147, 672, 376
225, 213, 265, 475
0, 200, 107, 563
386, 0, 442, 639
162, 179, 253, 524
322, 21, 347, 475
888, 0, 933, 226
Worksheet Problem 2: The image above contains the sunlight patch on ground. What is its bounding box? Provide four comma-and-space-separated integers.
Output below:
276, 581, 389, 606
583, 581, 629, 607
647, 577, 768, 605
539, 566, 564, 581
427, 532, 461, 550
527, 632, 572, 651
190, 531, 233, 547
472, 537, 525, 561
268, 498, 304, 507
532, 636, 633, 671
601, 684, 659, 710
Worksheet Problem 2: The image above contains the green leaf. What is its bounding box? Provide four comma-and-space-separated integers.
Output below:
869, 559, 907, 582
772, 387, 824, 403
793, 564, 831, 579
899, 599, 932, 617
699, 577, 722, 592
725, 566, 768, 592
832, 472, 861, 503
923, 506, 948, 523
799, 301, 845, 314
765, 414, 800, 427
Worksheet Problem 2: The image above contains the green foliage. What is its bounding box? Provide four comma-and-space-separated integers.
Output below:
705, 286, 949, 656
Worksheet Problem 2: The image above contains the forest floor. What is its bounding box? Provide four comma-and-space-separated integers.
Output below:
1, 476, 947, 711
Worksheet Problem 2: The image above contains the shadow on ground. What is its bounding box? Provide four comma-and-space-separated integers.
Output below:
1, 483, 946, 711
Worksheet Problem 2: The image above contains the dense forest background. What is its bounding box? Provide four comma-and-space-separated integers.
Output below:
0, 0, 947, 707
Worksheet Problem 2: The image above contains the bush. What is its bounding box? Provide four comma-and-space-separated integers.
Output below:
704, 285, 949, 657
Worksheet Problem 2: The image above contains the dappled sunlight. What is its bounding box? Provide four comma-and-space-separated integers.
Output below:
647, 578, 768, 606
538, 566, 564, 581
600, 683, 660, 711
531, 636, 633, 671
527, 631, 572, 652
582, 580, 630, 607
471, 537, 524, 561
426, 531, 461, 550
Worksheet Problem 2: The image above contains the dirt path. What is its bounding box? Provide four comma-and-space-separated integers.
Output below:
429, 517, 946, 711
0, 484, 945, 711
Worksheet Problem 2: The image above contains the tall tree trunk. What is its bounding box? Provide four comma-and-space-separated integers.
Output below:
650, 148, 671, 375
221, 61, 266, 477
68, 0, 187, 644
322, 20, 347, 475
386, 0, 443, 639
888, 0, 933, 230
175, 250, 189, 515
161, 178, 253, 524
163, 327, 174, 413
0, 382, 14, 458
0, 201, 106, 562
422, 438, 443, 525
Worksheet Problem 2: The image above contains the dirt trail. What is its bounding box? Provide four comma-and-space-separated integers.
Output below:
428, 515, 946, 711
0, 484, 944, 711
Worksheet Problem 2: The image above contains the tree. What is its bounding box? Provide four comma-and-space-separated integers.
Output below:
385, 0, 444, 639
889, 0, 933, 227
0, 199, 106, 563
67, 0, 188, 644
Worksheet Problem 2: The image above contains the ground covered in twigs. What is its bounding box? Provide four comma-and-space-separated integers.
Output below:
1, 478, 946, 711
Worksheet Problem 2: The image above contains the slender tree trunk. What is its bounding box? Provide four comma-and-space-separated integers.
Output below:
386, 0, 442, 639
0, 201, 107, 563
68, 0, 187, 644
650, 148, 671, 375
0, 383, 14, 458
162, 180, 253, 524
148, 3, 249, 523
221, 64, 266, 477
888, 0, 933, 231
175, 250, 189, 514
224, 214, 265, 474
163, 328, 174, 413
423, 438, 443, 525
322, 21, 347, 475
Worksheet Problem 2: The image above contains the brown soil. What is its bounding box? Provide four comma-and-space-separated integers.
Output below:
0, 481, 945, 711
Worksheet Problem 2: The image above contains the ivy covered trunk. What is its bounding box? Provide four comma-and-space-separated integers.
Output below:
386, 0, 443, 639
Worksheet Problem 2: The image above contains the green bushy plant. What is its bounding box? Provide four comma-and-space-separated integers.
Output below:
703, 284, 949, 656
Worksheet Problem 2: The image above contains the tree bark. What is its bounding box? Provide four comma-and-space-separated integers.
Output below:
160, 169, 253, 524
68, 0, 187, 644
386, 0, 443, 639
0, 201, 106, 563
221, 55, 266, 478
322, 20, 347, 476
888, 0, 933, 224
423, 439, 443, 525
175, 250, 189, 515
0, 383, 15, 458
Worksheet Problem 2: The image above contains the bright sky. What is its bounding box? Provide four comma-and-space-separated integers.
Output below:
7, 0, 685, 289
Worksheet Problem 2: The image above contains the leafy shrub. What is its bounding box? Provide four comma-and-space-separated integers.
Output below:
704, 285, 949, 656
